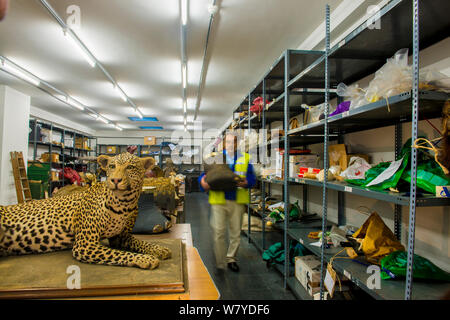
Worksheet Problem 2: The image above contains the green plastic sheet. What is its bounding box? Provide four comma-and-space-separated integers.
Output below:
380, 250, 450, 281
346, 138, 450, 194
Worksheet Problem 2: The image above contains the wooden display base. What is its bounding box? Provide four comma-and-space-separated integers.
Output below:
0, 239, 186, 299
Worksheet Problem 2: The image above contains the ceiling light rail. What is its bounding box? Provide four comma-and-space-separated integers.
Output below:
0, 55, 122, 131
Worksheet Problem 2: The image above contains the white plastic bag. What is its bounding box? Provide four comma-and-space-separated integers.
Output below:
340, 156, 372, 180
365, 48, 413, 103
336, 82, 367, 109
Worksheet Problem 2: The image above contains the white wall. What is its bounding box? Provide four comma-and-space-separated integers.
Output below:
0, 85, 30, 206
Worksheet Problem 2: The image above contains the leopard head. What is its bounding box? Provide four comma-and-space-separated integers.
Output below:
97, 153, 155, 193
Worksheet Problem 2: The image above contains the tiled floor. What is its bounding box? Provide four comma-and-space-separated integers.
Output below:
185, 192, 296, 300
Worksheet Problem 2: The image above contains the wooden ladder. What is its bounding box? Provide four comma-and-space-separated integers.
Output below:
10, 151, 32, 203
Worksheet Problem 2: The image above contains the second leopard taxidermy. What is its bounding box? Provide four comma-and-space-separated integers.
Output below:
0, 153, 171, 269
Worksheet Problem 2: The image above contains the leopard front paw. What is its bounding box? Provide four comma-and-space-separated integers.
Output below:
159, 246, 172, 260
148, 244, 171, 260
134, 254, 160, 270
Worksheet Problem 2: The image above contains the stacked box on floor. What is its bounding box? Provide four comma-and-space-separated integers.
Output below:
294, 255, 322, 297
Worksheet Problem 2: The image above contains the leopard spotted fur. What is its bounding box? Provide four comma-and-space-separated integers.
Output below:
0, 153, 171, 269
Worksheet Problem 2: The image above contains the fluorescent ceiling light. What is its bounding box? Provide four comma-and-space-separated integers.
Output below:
181, 0, 188, 25
0, 59, 40, 86
184, 126, 187, 132
183, 100, 187, 113
115, 85, 127, 102
64, 30, 96, 68
88, 113, 99, 120
115, 124, 123, 131
182, 63, 187, 89
66, 96, 84, 111
139, 126, 164, 130
135, 107, 144, 119
98, 116, 109, 124
184, 118, 187, 126
128, 117, 158, 122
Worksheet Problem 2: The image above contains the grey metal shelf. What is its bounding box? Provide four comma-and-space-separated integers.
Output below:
289, 177, 450, 207
288, 90, 449, 136
286, 227, 450, 300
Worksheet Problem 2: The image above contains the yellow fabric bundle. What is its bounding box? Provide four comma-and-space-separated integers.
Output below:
352, 211, 404, 265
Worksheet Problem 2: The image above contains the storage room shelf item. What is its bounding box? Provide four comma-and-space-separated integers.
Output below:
288, 178, 450, 207
286, 227, 450, 300
288, 0, 450, 89
288, 91, 449, 136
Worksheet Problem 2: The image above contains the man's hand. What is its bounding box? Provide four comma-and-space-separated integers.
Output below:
200, 175, 210, 191
237, 178, 248, 188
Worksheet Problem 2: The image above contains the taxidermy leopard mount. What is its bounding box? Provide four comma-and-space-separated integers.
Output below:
0, 153, 171, 269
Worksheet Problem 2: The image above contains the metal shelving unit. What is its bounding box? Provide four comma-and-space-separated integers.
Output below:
225, 0, 450, 300
28, 118, 97, 196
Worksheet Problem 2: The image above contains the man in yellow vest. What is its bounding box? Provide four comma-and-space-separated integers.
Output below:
199, 133, 256, 272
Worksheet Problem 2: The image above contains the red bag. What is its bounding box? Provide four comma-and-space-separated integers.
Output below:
250, 97, 268, 115
63, 167, 81, 185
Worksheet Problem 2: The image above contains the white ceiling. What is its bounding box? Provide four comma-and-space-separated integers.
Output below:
0, 0, 352, 134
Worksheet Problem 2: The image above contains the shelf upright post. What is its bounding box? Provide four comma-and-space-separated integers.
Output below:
394, 123, 402, 240
248, 92, 252, 244
49, 122, 53, 197
159, 138, 164, 167
283, 50, 290, 289
337, 135, 346, 226
262, 78, 267, 250
62, 129, 65, 187
73, 132, 77, 158
319, 4, 330, 301
33, 119, 37, 161
405, 0, 419, 300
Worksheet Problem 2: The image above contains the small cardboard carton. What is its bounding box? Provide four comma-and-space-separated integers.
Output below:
144, 136, 157, 146
295, 255, 322, 296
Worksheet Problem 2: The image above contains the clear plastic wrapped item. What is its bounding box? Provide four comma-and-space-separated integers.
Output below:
336, 82, 367, 109
365, 48, 413, 103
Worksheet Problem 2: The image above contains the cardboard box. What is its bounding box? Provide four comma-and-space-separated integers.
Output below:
295, 255, 322, 296
329, 144, 348, 170
289, 154, 319, 178
64, 138, 74, 148
41, 153, 59, 163
312, 291, 329, 300
50, 170, 59, 182
144, 136, 157, 146
436, 186, 450, 197
106, 146, 117, 154
289, 154, 319, 164
75, 137, 88, 150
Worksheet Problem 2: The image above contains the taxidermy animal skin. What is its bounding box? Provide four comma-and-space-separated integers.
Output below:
0, 153, 171, 269
143, 177, 177, 211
